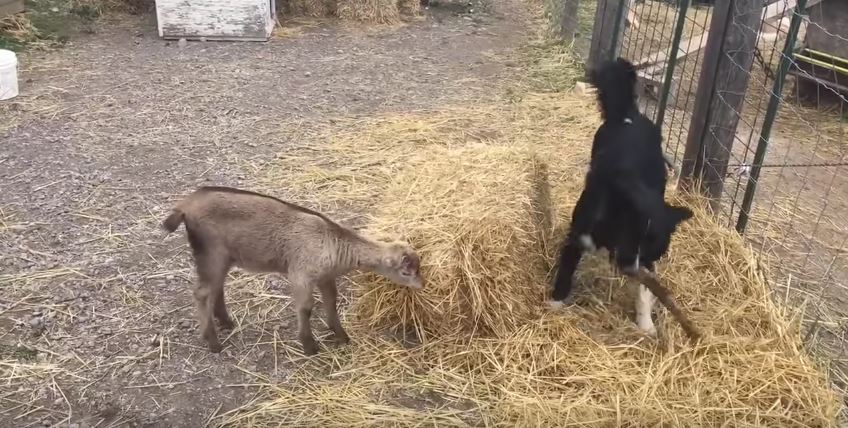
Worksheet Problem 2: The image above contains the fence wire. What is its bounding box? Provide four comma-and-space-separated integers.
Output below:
615, 0, 848, 403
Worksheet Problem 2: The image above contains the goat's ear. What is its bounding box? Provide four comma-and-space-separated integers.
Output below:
667, 205, 694, 224
587, 68, 599, 86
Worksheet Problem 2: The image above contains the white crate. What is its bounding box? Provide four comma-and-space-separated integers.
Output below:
156, 0, 276, 41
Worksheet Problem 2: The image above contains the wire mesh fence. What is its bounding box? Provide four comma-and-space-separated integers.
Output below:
607, 0, 848, 401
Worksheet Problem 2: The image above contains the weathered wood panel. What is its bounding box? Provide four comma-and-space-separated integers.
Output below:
156, 0, 275, 41
682, 0, 763, 208
0, 0, 25, 19
806, 0, 848, 59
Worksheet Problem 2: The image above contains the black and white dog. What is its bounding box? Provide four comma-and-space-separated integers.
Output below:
549, 58, 693, 336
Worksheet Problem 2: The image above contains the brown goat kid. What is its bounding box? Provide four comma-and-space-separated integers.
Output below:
161, 186, 424, 355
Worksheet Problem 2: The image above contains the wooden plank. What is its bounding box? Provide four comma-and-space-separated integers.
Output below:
156, 0, 274, 40
634, 0, 823, 71
554, 0, 580, 42
0, 0, 24, 18
681, 0, 764, 208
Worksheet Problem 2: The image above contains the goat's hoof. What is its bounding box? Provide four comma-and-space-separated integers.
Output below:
207, 341, 224, 353
638, 324, 658, 338
335, 333, 351, 345
545, 299, 568, 310
219, 318, 235, 331
302, 340, 319, 356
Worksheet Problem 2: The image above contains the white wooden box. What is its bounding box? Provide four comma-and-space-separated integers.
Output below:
156, 0, 276, 41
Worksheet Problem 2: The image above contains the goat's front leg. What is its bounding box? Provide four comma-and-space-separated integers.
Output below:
549, 238, 585, 308
318, 278, 349, 345
632, 264, 658, 337
293, 280, 319, 355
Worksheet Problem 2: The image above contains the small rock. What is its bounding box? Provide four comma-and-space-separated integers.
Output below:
30, 317, 43, 328
131, 370, 142, 377
304, 71, 312, 77
53, 397, 64, 406
177, 38, 188, 48
180, 320, 193, 329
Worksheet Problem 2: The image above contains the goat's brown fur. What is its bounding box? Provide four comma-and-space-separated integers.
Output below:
162, 186, 424, 355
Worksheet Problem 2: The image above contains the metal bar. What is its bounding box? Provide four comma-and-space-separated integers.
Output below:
656, 0, 691, 128
804, 48, 848, 66
736, 0, 808, 234
794, 54, 848, 75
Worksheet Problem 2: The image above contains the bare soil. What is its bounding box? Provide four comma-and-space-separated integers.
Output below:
0, 1, 534, 426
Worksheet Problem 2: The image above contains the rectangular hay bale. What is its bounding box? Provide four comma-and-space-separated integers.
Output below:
352, 145, 553, 340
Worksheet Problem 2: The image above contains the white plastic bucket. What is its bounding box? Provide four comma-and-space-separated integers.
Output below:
0, 49, 19, 101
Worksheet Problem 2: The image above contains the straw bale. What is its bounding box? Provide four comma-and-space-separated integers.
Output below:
286, 0, 334, 17
352, 145, 552, 341
241, 92, 842, 426
336, 0, 400, 24
396, 0, 420, 17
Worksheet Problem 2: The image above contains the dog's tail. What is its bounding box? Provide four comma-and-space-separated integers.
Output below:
588, 57, 638, 123
161, 209, 185, 233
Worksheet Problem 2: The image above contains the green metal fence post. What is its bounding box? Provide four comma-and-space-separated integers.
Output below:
735, 0, 808, 233
656, 0, 691, 128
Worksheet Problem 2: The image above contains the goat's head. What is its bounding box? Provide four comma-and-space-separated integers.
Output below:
641, 204, 693, 262
378, 242, 425, 290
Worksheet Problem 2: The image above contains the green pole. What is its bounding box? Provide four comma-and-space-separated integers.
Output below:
736, 0, 808, 233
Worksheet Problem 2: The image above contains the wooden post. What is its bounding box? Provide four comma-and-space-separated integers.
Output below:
587, 0, 627, 73
555, 0, 580, 43
680, 0, 764, 210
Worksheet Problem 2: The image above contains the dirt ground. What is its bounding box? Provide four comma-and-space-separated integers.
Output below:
0, 1, 535, 426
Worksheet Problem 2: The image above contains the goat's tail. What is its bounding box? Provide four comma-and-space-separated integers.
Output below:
588, 57, 638, 122
161, 209, 185, 233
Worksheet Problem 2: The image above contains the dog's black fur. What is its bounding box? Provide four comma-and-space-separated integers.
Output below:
551, 58, 694, 302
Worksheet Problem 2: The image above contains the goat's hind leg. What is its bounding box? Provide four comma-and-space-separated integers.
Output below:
211, 266, 235, 331
318, 278, 350, 346
293, 277, 319, 355
193, 255, 230, 353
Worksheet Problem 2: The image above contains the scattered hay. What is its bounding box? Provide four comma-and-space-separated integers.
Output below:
0, 14, 39, 46
241, 90, 842, 425
353, 145, 552, 341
